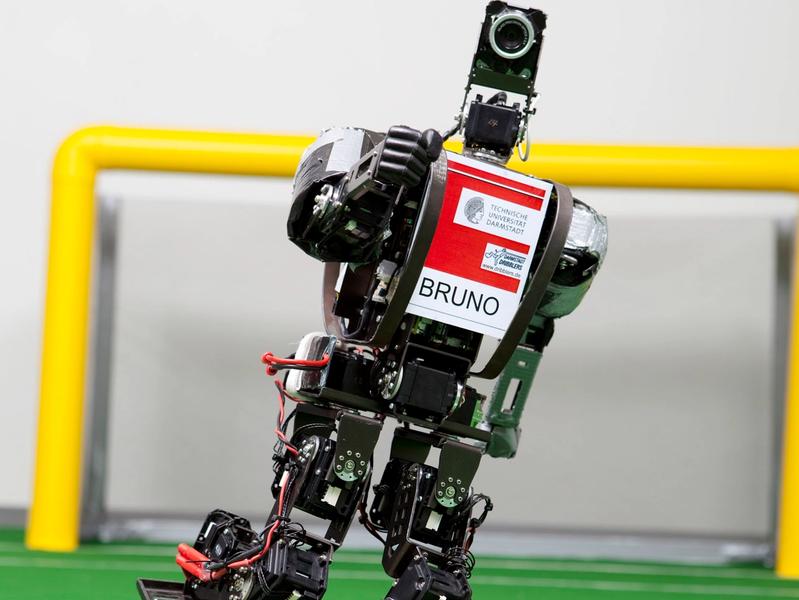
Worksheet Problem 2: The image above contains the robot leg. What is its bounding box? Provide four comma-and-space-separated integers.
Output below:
140, 404, 383, 600
371, 427, 493, 600
280, 404, 384, 546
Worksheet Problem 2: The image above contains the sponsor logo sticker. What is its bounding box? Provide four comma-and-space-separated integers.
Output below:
481, 243, 528, 280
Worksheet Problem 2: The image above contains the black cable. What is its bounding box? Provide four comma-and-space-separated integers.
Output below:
463, 494, 493, 554
269, 363, 327, 373
442, 120, 462, 142
206, 514, 288, 571
486, 92, 507, 105
281, 408, 298, 436
207, 466, 299, 572
357, 461, 387, 546
468, 494, 494, 529
291, 422, 336, 439
341, 279, 379, 339
444, 546, 477, 579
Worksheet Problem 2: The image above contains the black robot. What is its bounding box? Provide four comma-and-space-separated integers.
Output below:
138, 3, 608, 599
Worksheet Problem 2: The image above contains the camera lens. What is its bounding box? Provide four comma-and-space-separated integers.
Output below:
489, 12, 535, 60
496, 21, 527, 53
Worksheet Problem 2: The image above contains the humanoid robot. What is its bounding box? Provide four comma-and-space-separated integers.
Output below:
138, 3, 607, 599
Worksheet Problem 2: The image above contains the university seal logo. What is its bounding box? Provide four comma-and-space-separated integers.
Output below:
464, 196, 485, 224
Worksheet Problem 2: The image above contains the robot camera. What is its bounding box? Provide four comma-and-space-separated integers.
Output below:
455, 2, 548, 162
475, 2, 547, 87
488, 5, 538, 60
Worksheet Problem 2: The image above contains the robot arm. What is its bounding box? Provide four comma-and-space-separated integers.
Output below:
287, 126, 443, 264
484, 199, 608, 457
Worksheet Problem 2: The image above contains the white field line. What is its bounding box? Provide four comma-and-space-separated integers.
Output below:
471, 575, 799, 598
0, 542, 176, 557
0, 556, 178, 573
0, 558, 797, 598
0, 544, 781, 582
325, 553, 779, 582
325, 569, 799, 598
475, 559, 776, 580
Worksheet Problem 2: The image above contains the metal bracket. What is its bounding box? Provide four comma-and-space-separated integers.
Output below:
433, 440, 482, 510
323, 152, 448, 346
342, 141, 384, 201
332, 413, 383, 484
471, 181, 573, 379
389, 426, 435, 465
486, 345, 541, 429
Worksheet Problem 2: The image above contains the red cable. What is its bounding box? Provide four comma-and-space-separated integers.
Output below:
273, 380, 299, 456
275, 379, 303, 404
275, 429, 299, 457
261, 352, 330, 376
175, 468, 292, 578
227, 471, 290, 569
175, 351, 312, 581
176, 544, 225, 582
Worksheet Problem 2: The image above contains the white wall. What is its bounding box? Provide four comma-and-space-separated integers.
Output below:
104, 191, 786, 538
1, 0, 798, 526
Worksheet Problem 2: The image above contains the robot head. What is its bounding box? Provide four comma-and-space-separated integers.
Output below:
458, 2, 548, 164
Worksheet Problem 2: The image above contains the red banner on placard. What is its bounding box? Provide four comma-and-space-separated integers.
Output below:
407, 153, 554, 338
423, 160, 547, 294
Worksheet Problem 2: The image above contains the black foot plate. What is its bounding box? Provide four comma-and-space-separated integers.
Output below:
137, 579, 187, 600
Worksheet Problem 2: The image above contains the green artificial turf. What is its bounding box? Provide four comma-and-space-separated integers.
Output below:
2, 528, 799, 599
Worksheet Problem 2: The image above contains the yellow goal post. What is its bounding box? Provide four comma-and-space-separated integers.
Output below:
25, 126, 799, 577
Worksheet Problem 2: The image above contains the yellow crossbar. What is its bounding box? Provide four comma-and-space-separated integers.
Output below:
25, 126, 799, 578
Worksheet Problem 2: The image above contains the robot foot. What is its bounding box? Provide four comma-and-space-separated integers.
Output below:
385, 553, 471, 600
137, 509, 332, 600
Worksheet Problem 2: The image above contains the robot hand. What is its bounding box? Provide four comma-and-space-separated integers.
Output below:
375, 126, 444, 188
287, 125, 443, 263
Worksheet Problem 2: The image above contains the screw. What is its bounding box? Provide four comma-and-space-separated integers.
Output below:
345, 460, 356, 471
445, 486, 456, 498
